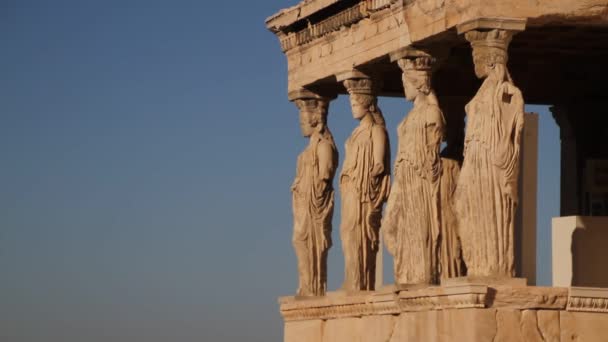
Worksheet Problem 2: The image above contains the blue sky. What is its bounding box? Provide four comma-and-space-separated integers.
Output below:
0, 1, 559, 341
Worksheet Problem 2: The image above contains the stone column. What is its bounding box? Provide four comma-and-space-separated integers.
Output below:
288, 89, 338, 297
551, 105, 580, 216
515, 113, 539, 285
336, 71, 390, 291
454, 27, 527, 281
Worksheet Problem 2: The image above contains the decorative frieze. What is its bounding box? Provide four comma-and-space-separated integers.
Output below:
398, 284, 488, 311
568, 287, 608, 313
279, 0, 399, 52
279, 292, 400, 322
368, 0, 397, 12
279, 285, 582, 322
280, 2, 369, 51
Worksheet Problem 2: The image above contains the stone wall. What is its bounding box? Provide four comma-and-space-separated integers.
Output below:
281, 285, 608, 342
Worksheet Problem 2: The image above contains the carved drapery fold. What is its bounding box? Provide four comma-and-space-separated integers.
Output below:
382, 53, 445, 285
339, 74, 391, 291
438, 96, 468, 280
290, 90, 339, 296
454, 29, 525, 278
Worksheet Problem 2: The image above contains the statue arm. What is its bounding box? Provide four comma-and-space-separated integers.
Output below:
317, 141, 335, 183
496, 82, 525, 200
426, 107, 445, 181
426, 107, 445, 148
316, 141, 335, 250
371, 125, 388, 177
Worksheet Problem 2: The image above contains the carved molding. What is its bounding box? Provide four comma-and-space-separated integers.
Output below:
398, 285, 488, 311
280, 2, 369, 52
491, 286, 568, 310
288, 89, 336, 102
456, 17, 527, 35
279, 285, 579, 321
280, 293, 400, 321
368, 0, 398, 12
567, 287, 608, 313
279, 1, 400, 52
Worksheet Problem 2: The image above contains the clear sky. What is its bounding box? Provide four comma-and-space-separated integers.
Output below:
1, 1, 559, 341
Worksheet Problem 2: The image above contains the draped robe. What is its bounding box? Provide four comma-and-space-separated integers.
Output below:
383, 103, 444, 284
340, 120, 390, 291
292, 133, 338, 296
454, 76, 524, 277
439, 157, 465, 279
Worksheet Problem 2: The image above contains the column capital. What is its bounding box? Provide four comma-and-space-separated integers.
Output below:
336, 70, 383, 97
335, 69, 372, 83
288, 89, 336, 102
464, 29, 517, 65
389, 46, 449, 67
336, 69, 385, 96
456, 17, 527, 35
550, 105, 575, 140
458, 18, 526, 69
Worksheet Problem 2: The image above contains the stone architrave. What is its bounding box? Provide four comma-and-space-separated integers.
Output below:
382, 54, 445, 285
454, 29, 525, 279
338, 73, 391, 291
289, 90, 339, 296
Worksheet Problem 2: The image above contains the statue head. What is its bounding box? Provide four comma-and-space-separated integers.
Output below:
294, 98, 328, 137
398, 56, 434, 101
465, 29, 512, 79
349, 93, 376, 120
343, 78, 385, 125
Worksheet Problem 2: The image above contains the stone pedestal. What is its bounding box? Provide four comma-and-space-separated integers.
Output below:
552, 216, 608, 287
280, 285, 608, 342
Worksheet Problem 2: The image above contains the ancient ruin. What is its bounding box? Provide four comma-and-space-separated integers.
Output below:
290, 90, 339, 297
339, 74, 390, 292
268, 0, 608, 340
454, 29, 525, 280
383, 52, 444, 286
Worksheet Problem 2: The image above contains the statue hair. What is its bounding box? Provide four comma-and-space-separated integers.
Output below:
352, 94, 386, 126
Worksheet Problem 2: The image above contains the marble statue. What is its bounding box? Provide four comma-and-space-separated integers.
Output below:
439, 98, 467, 280
340, 77, 390, 291
454, 29, 525, 278
383, 56, 445, 285
439, 155, 465, 279
291, 94, 339, 296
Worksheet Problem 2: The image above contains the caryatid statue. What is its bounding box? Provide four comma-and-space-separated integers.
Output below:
438, 96, 467, 280
290, 90, 339, 296
339, 74, 390, 291
454, 29, 525, 278
382, 55, 445, 285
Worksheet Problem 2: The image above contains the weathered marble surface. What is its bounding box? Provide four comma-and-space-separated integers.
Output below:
454, 29, 525, 279
281, 286, 608, 342
438, 96, 467, 280
266, 0, 608, 93
290, 91, 338, 296
339, 76, 390, 292
382, 54, 444, 286
438, 158, 465, 279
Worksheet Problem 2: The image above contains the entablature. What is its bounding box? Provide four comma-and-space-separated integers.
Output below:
267, 0, 608, 104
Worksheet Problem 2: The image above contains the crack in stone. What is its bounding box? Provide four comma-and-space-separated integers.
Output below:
533, 313, 546, 342
385, 315, 397, 342
492, 310, 499, 342
320, 319, 326, 341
